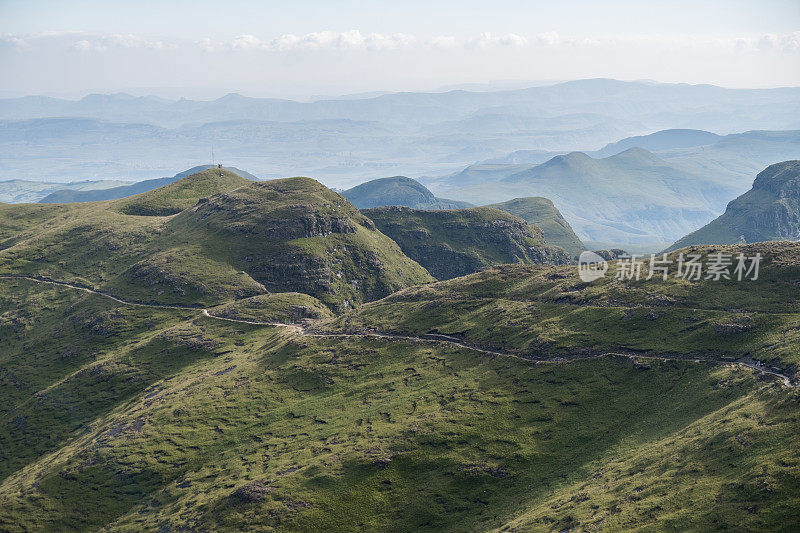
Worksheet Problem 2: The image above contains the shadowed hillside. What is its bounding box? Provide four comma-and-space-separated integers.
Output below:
362, 206, 570, 279
486, 196, 586, 258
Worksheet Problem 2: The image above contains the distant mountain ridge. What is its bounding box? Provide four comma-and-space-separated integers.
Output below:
0, 179, 132, 204
484, 148, 729, 246
667, 160, 800, 251
3, 80, 799, 128
595, 128, 722, 157
2, 79, 799, 183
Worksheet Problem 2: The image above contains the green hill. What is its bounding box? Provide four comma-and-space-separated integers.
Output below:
0, 173, 433, 310
112, 168, 251, 216
165, 177, 433, 309
342, 176, 473, 210
362, 206, 570, 280
667, 160, 800, 251
486, 196, 586, 258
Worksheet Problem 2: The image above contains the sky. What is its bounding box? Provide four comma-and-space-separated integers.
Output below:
1, 0, 799, 99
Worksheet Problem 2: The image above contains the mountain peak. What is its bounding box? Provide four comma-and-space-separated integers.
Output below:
113, 168, 250, 216
752, 160, 800, 192
607, 147, 665, 165
80, 92, 136, 103
216, 92, 247, 103
342, 176, 433, 208
546, 151, 594, 166
597, 129, 721, 156
486, 196, 586, 258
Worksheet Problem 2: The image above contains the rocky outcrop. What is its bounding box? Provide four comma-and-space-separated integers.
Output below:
486, 197, 586, 259
667, 161, 800, 251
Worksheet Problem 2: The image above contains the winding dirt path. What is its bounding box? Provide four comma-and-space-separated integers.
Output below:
2, 274, 795, 388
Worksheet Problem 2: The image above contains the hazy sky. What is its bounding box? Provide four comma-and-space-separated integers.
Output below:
1, 0, 799, 99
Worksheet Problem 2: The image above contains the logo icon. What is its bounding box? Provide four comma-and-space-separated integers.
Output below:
578, 251, 608, 282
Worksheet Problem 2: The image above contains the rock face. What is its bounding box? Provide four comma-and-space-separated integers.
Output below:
342, 176, 473, 210
362, 205, 571, 280
486, 197, 586, 259
169, 177, 433, 310
667, 161, 800, 251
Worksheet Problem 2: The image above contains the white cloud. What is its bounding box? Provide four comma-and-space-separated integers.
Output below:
0, 35, 29, 50
230, 34, 264, 50
536, 31, 560, 46
265, 30, 416, 51
429, 35, 458, 49
3, 30, 799, 56
72, 39, 92, 51
194, 30, 419, 52
730, 32, 800, 53
784, 32, 800, 52
467, 32, 529, 48
66, 33, 171, 52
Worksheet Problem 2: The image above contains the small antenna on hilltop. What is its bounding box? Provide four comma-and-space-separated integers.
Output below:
211, 143, 222, 175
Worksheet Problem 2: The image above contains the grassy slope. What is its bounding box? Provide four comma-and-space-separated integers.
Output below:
0, 202, 89, 251
112, 168, 250, 216
164, 177, 433, 310
0, 281, 797, 531
332, 242, 800, 377
0, 175, 433, 310
486, 196, 586, 258
0, 280, 200, 480
363, 206, 570, 280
